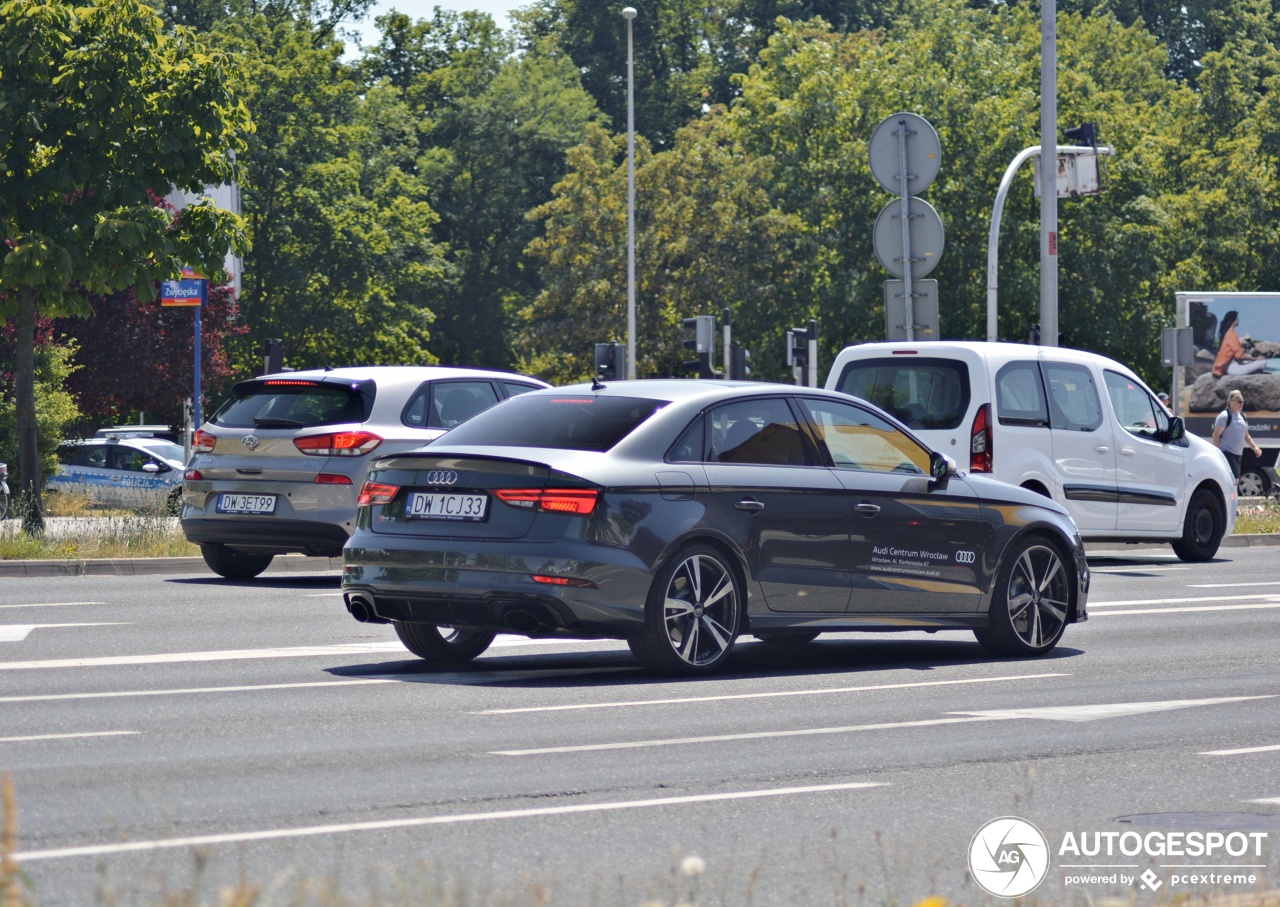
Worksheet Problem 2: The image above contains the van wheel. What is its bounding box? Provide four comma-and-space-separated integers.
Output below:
1171, 489, 1224, 562
200, 543, 274, 580
1238, 468, 1270, 498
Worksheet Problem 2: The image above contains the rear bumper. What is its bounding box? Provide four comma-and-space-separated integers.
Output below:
181, 517, 349, 556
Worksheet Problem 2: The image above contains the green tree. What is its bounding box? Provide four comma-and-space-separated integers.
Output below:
0, 0, 249, 531
0, 338, 81, 505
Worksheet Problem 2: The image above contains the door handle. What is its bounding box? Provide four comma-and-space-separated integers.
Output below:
1093, 446, 1110, 453
1119, 447, 1135, 456
854, 501, 881, 514
735, 499, 764, 512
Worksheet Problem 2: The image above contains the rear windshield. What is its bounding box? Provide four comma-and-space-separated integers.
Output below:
435, 395, 665, 452
832, 357, 970, 430
210, 380, 371, 429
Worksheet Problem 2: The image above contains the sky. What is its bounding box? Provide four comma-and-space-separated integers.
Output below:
349, 0, 525, 51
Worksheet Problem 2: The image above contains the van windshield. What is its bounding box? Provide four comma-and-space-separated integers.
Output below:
832, 357, 970, 430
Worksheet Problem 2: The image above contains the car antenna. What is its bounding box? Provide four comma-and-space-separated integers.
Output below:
591, 375, 605, 391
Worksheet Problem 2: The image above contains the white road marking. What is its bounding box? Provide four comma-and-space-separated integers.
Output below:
1188, 581, 1280, 588
370, 667, 638, 685
493, 715, 1009, 755
1091, 604, 1280, 616
476, 672, 1072, 715
953, 696, 1274, 723
0, 623, 127, 642
1199, 743, 1280, 756
0, 679, 398, 704
0, 641, 406, 670
494, 696, 1275, 756
0, 731, 138, 744
1088, 593, 1280, 607
1250, 797, 1280, 805
13, 781, 884, 863
0, 602, 105, 610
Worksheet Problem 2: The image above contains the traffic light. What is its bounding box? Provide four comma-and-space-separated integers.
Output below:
729, 342, 751, 380
1064, 122, 1097, 148
1029, 323, 1041, 345
262, 338, 284, 374
786, 326, 809, 369
682, 315, 717, 378
594, 341, 626, 381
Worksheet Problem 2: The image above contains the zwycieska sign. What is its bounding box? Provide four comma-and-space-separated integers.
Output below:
160, 268, 208, 307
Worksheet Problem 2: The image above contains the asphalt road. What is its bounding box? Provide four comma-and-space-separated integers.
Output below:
1, 546, 1277, 906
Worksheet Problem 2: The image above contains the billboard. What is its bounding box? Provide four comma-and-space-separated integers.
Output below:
1175, 291, 1280, 441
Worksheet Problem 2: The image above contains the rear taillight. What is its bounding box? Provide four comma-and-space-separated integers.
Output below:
357, 481, 399, 506
495, 488, 599, 515
970, 403, 992, 472
184, 468, 203, 481
315, 473, 353, 485
193, 429, 217, 453
294, 431, 382, 457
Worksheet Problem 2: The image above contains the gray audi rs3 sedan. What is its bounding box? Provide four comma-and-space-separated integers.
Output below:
341, 380, 1089, 676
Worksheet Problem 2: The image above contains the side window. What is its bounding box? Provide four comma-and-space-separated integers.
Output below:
708, 398, 812, 466
500, 381, 542, 399
1103, 370, 1167, 440
403, 381, 502, 430
667, 416, 706, 463
795, 397, 931, 475
110, 446, 151, 472
995, 361, 1049, 426
1043, 362, 1103, 432
61, 445, 106, 468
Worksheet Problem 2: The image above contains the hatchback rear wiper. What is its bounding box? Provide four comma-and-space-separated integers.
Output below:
253, 417, 305, 427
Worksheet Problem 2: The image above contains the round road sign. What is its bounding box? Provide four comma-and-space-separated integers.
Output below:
868, 113, 942, 196
873, 197, 945, 280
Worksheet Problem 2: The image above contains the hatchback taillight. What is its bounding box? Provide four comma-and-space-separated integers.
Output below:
294, 431, 382, 456
193, 429, 217, 453
184, 468, 203, 481
357, 481, 399, 506
970, 403, 992, 472
494, 488, 599, 515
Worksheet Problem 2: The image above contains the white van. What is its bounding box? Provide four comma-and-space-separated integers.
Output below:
825, 341, 1237, 561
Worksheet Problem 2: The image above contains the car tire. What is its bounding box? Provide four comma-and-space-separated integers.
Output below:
1171, 489, 1224, 562
199, 543, 274, 580
393, 622, 495, 663
974, 536, 1071, 657
1238, 468, 1270, 498
628, 544, 742, 676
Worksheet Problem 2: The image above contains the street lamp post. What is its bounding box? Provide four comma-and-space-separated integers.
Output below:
622, 6, 637, 379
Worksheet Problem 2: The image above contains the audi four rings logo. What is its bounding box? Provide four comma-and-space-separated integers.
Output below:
956, 550, 977, 564
242, 435, 261, 451
424, 470, 459, 486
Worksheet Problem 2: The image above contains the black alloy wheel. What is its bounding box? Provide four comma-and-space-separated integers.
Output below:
629, 544, 742, 676
975, 537, 1071, 657
199, 542, 274, 580
394, 622, 496, 663
1172, 489, 1224, 562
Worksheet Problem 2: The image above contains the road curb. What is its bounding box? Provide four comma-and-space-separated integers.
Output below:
2, 534, 1279, 577
0, 554, 342, 578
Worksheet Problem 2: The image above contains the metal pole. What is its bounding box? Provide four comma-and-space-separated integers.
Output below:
623, 7, 637, 379
194, 304, 203, 429
896, 117, 915, 341
1039, 0, 1058, 346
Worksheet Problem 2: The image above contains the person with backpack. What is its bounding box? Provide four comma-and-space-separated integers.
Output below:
1211, 389, 1262, 484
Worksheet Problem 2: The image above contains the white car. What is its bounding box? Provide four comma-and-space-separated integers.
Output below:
827, 341, 1237, 561
49, 434, 187, 513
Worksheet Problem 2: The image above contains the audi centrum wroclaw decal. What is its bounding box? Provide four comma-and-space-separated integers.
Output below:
866, 545, 978, 578
969, 816, 1272, 898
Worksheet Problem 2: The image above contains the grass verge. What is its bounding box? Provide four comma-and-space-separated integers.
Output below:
0, 492, 198, 561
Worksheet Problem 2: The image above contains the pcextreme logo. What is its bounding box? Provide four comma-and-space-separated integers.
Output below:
968, 816, 1051, 898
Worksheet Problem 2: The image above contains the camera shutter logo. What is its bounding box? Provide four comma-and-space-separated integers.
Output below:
968, 817, 1050, 898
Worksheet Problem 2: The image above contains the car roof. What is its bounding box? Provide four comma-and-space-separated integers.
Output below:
249, 366, 549, 389
531, 378, 850, 404
835, 340, 1136, 374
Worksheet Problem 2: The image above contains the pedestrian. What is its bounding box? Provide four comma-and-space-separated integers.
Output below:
1211, 389, 1261, 485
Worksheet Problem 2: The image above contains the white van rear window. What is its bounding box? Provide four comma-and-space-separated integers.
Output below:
832, 357, 969, 430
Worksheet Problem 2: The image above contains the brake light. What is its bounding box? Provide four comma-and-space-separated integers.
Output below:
294, 431, 382, 456
193, 429, 217, 453
970, 403, 992, 472
357, 481, 399, 506
495, 488, 599, 515
263, 380, 320, 386
532, 574, 598, 588
315, 473, 353, 485
184, 468, 203, 480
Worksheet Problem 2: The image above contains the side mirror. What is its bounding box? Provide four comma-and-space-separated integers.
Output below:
1166, 416, 1185, 442
930, 451, 957, 480
142, 462, 160, 473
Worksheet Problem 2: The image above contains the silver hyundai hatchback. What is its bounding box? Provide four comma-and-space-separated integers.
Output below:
181, 366, 548, 579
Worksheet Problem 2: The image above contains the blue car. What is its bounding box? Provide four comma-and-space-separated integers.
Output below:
49, 434, 186, 513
